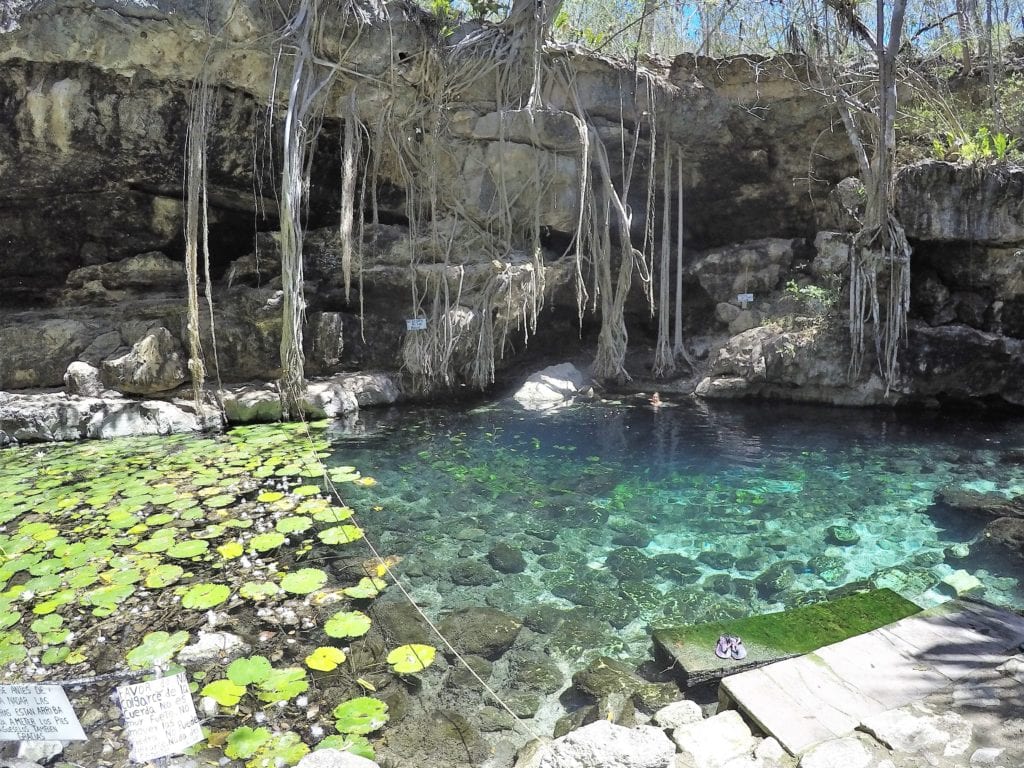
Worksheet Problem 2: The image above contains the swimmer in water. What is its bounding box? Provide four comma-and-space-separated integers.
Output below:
650, 392, 662, 407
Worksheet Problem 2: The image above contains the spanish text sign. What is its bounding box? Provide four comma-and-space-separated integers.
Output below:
117, 673, 202, 763
0, 684, 87, 741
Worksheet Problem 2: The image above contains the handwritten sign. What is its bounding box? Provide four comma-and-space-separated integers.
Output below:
737, 293, 754, 304
406, 318, 427, 331
0, 684, 87, 741
117, 673, 202, 763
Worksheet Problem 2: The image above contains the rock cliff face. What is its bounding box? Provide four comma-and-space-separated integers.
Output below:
1, 0, 1023, 436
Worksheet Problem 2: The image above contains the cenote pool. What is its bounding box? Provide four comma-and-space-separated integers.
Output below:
328, 397, 1024, 660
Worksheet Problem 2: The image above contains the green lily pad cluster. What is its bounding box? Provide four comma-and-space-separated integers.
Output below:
0, 421, 409, 766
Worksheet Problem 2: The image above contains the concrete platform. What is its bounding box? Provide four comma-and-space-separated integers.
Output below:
719, 599, 1024, 756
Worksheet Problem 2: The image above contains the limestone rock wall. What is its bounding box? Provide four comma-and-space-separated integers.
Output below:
1, 0, 1022, 413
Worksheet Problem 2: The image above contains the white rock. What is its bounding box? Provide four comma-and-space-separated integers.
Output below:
797, 738, 871, 768
938, 569, 983, 597
100, 326, 187, 394
295, 748, 380, 767
64, 361, 104, 396
860, 703, 972, 758
536, 721, 675, 768
176, 631, 249, 665
653, 700, 704, 730
15, 741, 63, 763
754, 738, 786, 763
513, 363, 586, 410
996, 654, 1024, 683
673, 710, 755, 768
970, 747, 1004, 766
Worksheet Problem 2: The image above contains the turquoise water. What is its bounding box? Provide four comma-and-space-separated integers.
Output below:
328, 398, 1024, 660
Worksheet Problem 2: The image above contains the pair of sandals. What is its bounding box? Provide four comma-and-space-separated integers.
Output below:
715, 634, 747, 660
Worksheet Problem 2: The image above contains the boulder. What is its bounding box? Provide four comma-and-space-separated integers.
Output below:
0, 318, 91, 389
64, 251, 184, 291
176, 631, 249, 665
375, 709, 488, 768
437, 607, 521, 660
983, 517, 1024, 555
798, 737, 872, 768
64, 361, 104, 397
101, 326, 187, 394
488, 542, 527, 573
811, 232, 850, 278
860, 702, 972, 761
691, 238, 798, 304
672, 710, 755, 768
533, 721, 675, 768
935, 485, 1024, 519
513, 363, 587, 410
937, 569, 983, 597
652, 699, 703, 730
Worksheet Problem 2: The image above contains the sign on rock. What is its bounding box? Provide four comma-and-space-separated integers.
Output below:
117, 672, 203, 762
0, 684, 87, 741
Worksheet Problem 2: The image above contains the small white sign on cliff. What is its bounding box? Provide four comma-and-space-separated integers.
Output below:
406, 318, 427, 331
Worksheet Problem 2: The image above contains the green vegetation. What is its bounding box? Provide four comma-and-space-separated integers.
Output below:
653, 588, 921, 664
0, 424, 436, 764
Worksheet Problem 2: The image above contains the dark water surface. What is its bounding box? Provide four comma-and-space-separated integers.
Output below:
327, 398, 1024, 659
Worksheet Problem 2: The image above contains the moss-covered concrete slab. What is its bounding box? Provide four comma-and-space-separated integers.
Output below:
652, 589, 921, 687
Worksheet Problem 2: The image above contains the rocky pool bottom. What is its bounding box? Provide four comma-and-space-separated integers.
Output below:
0, 399, 1023, 766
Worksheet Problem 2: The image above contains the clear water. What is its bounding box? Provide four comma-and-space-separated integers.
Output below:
328, 398, 1024, 661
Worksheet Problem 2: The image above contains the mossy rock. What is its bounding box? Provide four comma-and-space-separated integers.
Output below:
754, 561, 798, 598
448, 559, 498, 587
571, 656, 641, 699
604, 547, 657, 581
486, 543, 526, 574
652, 553, 702, 584
697, 551, 737, 570
826, 524, 860, 546
702, 573, 735, 596
653, 588, 920, 686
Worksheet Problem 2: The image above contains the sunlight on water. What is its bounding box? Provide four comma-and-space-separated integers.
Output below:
329, 399, 1024, 660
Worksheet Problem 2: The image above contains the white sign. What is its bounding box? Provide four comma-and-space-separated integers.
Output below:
117, 673, 202, 763
737, 293, 754, 304
406, 318, 427, 331
0, 684, 87, 741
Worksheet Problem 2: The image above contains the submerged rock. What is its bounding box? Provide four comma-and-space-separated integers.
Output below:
438, 607, 521, 660
754, 562, 797, 598
488, 542, 527, 573
825, 524, 860, 546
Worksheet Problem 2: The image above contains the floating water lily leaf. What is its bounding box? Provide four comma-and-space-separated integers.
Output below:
181, 583, 230, 610
324, 610, 371, 639
327, 467, 360, 483
30, 614, 62, 636
305, 646, 347, 672
0, 609, 20, 630
239, 581, 280, 601
386, 644, 436, 674
342, 577, 387, 600
145, 564, 184, 589
315, 734, 374, 760
0, 631, 27, 665
217, 542, 244, 560
246, 731, 309, 768
204, 494, 236, 509
227, 655, 273, 686
250, 532, 286, 552
41, 645, 70, 665
275, 516, 312, 534
292, 485, 320, 497
256, 667, 308, 703
280, 568, 327, 595
256, 490, 284, 503
64, 649, 88, 665
318, 525, 364, 545
202, 679, 246, 707
225, 726, 271, 760
312, 505, 353, 523
126, 630, 190, 669
353, 477, 377, 487
332, 697, 389, 735
167, 539, 209, 559
85, 583, 135, 613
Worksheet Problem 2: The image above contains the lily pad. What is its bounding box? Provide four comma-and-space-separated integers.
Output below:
167, 539, 210, 559
275, 516, 312, 534
305, 646, 347, 672
315, 734, 374, 760
318, 525, 364, 545
256, 667, 308, 703
227, 655, 273, 686
145, 564, 184, 589
280, 568, 328, 595
332, 696, 389, 735
342, 577, 387, 600
181, 583, 231, 610
249, 532, 286, 552
225, 726, 271, 760
217, 541, 244, 560
386, 644, 437, 674
202, 679, 247, 706
324, 610, 372, 639
239, 581, 281, 601
126, 630, 190, 669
